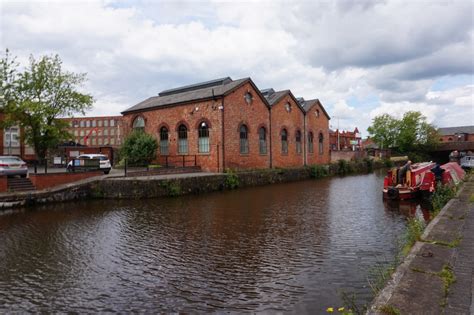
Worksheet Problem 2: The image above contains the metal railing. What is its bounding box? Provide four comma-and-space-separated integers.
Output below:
123, 155, 199, 177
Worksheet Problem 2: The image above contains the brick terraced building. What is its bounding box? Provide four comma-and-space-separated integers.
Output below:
60, 116, 124, 147
121, 77, 330, 172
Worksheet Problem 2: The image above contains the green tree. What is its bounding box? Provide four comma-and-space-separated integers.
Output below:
367, 111, 438, 160
367, 113, 399, 149
120, 131, 158, 166
0, 50, 93, 160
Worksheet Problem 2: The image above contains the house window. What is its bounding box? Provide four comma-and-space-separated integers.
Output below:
296, 130, 302, 154
308, 132, 314, 153
98, 120, 103, 127
110, 138, 115, 145
198, 122, 210, 153
178, 124, 188, 154
316, 109, 320, 117
80, 120, 85, 127
103, 129, 108, 136
319, 133, 324, 155
240, 125, 249, 154
132, 116, 145, 131
104, 120, 109, 127
92, 120, 97, 127
86, 120, 90, 128
110, 119, 115, 127
110, 128, 115, 136
3, 127, 20, 149
281, 129, 288, 154
244, 92, 253, 105
98, 138, 103, 145
259, 127, 267, 154
160, 126, 169, 155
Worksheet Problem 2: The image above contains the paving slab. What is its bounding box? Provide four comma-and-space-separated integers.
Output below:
423, 216, 464, 244
410, 242, 455, 274
384, 270, 444, 315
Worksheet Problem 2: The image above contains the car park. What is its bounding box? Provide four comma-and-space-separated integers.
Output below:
0, 156, 29, 177
67, 154, 111, 174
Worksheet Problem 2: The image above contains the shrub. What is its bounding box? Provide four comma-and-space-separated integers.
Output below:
431, 183, 456, 212
120, 131, 158, 166
160, 180, 181, 196
310, 165, 328, 179
383, 158, 394, 168
224, 171, 240, 189
364, 157, 374, 172
337, 159, 353, 175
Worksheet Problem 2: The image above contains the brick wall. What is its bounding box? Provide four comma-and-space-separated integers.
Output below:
30, 171, 103, 191
223, 82, 271, 170
330, 150, 366, 162
270, 94, 305, 168
306, 101, 330, 165
123, 98, 224, 172
0, 176, 7, 192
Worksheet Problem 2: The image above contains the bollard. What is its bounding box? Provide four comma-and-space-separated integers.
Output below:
124, 158, 127, 177
34, 160, 37, 174
44, 159, 48, 174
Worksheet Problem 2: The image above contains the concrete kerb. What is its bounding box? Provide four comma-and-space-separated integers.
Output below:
367, 182, 466, 314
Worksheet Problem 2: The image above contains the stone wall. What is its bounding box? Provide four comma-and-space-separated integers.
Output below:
0, 160, 387, 211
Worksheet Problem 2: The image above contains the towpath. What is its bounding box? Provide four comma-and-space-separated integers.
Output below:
369, 176, 474, 314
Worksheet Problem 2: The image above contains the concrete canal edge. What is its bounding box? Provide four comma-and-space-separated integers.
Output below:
0, 159, 388, 211
368, 176, 474, 314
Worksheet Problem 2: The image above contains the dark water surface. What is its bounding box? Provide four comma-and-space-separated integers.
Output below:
0, 170, 428, 313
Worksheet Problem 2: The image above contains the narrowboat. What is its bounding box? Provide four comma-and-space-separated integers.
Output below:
383, 161, 465, 200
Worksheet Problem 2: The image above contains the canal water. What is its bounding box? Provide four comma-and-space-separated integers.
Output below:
0, 170, 430, 313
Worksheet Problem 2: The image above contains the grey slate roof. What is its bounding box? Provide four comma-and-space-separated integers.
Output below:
300, 98, 331, 119
438, 126, 474, 136
263, 90, 289, 106
122, 77, 249, 114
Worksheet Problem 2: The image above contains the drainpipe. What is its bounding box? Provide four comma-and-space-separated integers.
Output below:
221, 98, 225, 171
269, 106, 273, 168
303, 112, 307, 166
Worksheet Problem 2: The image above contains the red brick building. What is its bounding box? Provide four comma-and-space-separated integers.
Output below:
60, 116, 124, 147
0, 112, 36, 161
329, 128, 361, 151
121, 77, 331, 172
438, 126, 474, 142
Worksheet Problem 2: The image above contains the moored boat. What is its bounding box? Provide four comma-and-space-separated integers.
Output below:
382, 161, 465, 200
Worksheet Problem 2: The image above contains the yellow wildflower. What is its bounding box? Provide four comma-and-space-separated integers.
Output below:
326, 307, 334, 313
338, 307, 345, 312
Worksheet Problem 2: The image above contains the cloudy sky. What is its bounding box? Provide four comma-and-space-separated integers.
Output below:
1, 0, 473, 135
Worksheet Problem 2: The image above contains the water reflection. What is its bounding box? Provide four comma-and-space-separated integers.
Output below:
0, 171, 417, 313
383, 199, 433, 222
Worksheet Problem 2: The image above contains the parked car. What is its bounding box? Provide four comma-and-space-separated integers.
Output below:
460, 155, 474, 170
67, 154, 111, 174
0, 156, 28, 177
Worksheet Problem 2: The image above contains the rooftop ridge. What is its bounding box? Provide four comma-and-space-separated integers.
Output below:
158, 77, 233, 97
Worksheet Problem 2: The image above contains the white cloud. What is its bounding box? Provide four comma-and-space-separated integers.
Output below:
0, 0, 472, 135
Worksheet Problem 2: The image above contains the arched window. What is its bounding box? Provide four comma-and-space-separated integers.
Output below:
281, 129, 288, 154
319, 133, 324, 155
198, 121, 210, 153
178, 124, 188, 154
296, 130, 302, 154
308, 132, 314, 153
240, 125, 249, 154
259, 127, 267, 154
132, 116, 145, 131
159, 126, 169, 155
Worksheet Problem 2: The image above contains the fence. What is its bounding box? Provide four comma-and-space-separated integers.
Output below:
123, 155, 199, 177
31, 158, 101, 174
